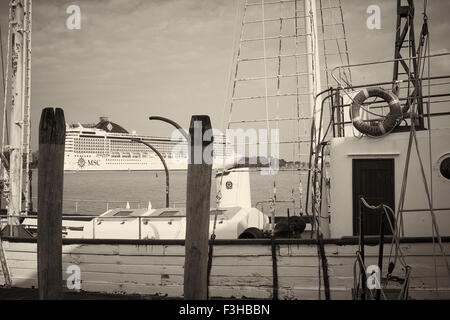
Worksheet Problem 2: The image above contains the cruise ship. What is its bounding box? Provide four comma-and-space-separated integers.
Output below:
64, 117, 229, 171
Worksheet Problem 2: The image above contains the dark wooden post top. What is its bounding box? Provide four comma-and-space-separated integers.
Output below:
39, 108, 66, 145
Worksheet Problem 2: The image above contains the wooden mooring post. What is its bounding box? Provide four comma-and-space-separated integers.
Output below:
184, 115, 213, 300
38, 108, 65, 300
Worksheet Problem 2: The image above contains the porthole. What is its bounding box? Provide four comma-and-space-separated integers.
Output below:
439, 155, 450, 180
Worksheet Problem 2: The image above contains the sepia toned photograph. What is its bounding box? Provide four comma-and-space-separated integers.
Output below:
0, 0, 449, 310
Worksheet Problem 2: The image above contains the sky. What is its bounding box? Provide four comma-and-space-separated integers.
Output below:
0, 0, 449, 152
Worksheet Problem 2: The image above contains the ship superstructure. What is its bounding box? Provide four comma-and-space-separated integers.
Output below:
64, 117, 231, 171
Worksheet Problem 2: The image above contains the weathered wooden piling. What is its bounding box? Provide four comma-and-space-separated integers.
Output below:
38, 108, 65, 300
184, 115, 213, 300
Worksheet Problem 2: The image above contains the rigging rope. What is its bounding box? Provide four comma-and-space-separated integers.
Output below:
420, 1, 440, 291
0, 7, 12, 288
220, 0, 242, 134
261, 0, 272, 174
293, 0, 308, 219
412, 128, 450, 278
0, 23, 5, 96
1, 5, 12, 153
426, 20, 439, 293
325, 0, 351, 87
208, 2, 245, 297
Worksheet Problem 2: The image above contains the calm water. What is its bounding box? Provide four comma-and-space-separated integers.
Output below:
30, 170, 306, 217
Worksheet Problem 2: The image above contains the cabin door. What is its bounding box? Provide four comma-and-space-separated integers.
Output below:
352, 159, 395, 236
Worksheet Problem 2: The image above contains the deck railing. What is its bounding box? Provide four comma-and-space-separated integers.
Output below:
30, 197, 186, 214
328, 53, 450, 137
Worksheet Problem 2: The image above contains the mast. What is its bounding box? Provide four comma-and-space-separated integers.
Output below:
304, 0, 322, 136
304, 0, 329, 238
23, 0, 32, 214
2, 0, 32, 235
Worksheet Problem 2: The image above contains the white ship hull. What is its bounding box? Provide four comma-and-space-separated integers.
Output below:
64, 152, 188, 171
64, 152, 230, 171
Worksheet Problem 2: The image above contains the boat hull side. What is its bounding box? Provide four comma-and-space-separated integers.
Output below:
1, 239, 449, 300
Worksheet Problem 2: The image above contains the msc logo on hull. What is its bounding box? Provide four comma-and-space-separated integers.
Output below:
77, 158, 100, 168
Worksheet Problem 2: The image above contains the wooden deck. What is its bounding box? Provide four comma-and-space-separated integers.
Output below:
1, 238, 449, 299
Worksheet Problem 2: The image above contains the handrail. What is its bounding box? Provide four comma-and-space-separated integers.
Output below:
29, 197, 186, 213
0, 213, 223, 220
31, 196, 141, 203
331, 53, 450, 87
329, 53, 450, 135
339, 74, 450, 91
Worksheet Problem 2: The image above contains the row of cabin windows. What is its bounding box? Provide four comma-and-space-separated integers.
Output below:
72, 137, 185, 154
71, 152, 188, 159
73, 145, 175, 154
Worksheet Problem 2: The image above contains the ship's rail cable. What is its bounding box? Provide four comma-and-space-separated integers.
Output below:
311, 95, 334, 298
356, 198, 412, 300
207, 182, 224, 300
317, 232, 330, 300
360, 198, 407, 266
271, 236, 279, 300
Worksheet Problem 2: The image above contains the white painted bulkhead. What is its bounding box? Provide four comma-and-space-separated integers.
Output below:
329, 128, 450, 238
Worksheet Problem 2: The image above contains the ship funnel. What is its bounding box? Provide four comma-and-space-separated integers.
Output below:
99, 116, 109, 122
216, 168, 251, 208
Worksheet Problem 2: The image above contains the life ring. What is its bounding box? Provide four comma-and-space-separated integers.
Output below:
351, 87, 402, 136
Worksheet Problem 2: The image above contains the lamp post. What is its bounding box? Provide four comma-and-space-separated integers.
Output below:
131, 139, 170, 208
149, 116, 189, 141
